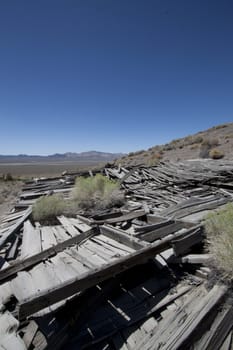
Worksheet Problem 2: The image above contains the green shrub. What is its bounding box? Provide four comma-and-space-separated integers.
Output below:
72, 174, 123, 210
32, 194, 66, 224
209, 148, 224, 159
204, 203, 233, 280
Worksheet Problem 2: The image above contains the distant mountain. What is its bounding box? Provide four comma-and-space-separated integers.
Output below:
0, 151, 124, 163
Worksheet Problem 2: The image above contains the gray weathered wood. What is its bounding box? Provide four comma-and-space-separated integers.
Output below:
0, 228, 95, 283
22, 320, 38, 348
18, 228, 190, 319
100, 224, 149, 250
20, 221, 41, 259
172, 226, 203, 256
92, 209, 146, 225
0, 208, 32, 250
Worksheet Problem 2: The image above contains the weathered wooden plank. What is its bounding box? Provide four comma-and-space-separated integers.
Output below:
57, 216, 81, 237
141, 221, 189, 242
22, 320, 38, 348
18, 228, 191, 319
172, 226, 204, 256
41, 226, 57, 250
20, 221, 41, 259
99, 225, 149, 250
95, 234, 135, 253
219, 332, 233, 350
6, 236, 19, 260
161, 285, 227, 350
193, 304, 233, 350
0, 228, 95, 283
1, 210, 27, 223
51, 225, 70, 243
75, 245, 108, 267
85, 240, 117, 260
134, 218, 175, 234
11, 271, 37, 301
69, 218, 91, 232
179, 254, 211, 264
92, 209, 146, 225
32, 330, 47, 350
0, 208, 32, 250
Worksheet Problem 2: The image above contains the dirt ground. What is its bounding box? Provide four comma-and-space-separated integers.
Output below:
0, 161, 102, 218
0, 161, 105, 179
0, 180, 23, 218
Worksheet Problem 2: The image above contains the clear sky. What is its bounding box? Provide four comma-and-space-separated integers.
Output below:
0, 0, 232, 155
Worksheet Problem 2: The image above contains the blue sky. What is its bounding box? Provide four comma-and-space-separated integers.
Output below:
0, 0, 232, 155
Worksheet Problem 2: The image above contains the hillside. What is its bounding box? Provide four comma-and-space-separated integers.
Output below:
116, 122, 233, 166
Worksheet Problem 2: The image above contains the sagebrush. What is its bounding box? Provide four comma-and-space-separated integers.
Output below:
209, 148, 224, 159
204, 203, 233, 280
32, 194, 66, 223
72, 174, 124, 210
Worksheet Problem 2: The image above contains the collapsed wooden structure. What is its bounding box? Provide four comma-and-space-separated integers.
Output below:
0, 159, 233, 349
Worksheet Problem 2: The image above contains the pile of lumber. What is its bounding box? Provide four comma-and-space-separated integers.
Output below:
0, 159, 233, 349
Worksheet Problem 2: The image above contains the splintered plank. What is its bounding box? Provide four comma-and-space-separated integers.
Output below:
75, 245, 108, 267
140, 221, 188, 242
1, 210, 28, 223
20, 220, 41, 259
136, 284, 227, 350
94, 234, 135, 254
172, 226, 204, 256
50, 251, 89, 277
99, 225, 149, 250
22, 320, 38, 349
51, 226, 70, 243
0, 207, 32, 250
18, 228, 189, 319
193, 304, 233, 350
57, 216, 81, 237
161, 285, 227, 350
41, 226, 57, 250
92, 209, 146, 225
0, 228, 95, 283
69, 218, 91, 232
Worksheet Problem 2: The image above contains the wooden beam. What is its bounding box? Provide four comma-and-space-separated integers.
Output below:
92, 209, 146, 225
0, 208, 32, 250
141, 221, 189, 243
18, 228, 190, 320
172, 226, 204, 256
99, 224, 149, 250
0, 228, 95, 283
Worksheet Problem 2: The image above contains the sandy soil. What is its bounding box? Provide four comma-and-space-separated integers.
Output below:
0, 180, 23, 218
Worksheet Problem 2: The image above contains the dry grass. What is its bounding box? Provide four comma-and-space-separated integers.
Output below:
146, 153, 163, 166
199, 138, 220, 158
72, 174, 124, 211
204, 203, 233, 280
209, 148, 225, 159
0, 179, 22, 205
32, 194, 66, 224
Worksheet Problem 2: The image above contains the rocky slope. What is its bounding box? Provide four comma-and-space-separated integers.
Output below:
115, 122, 233, 166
